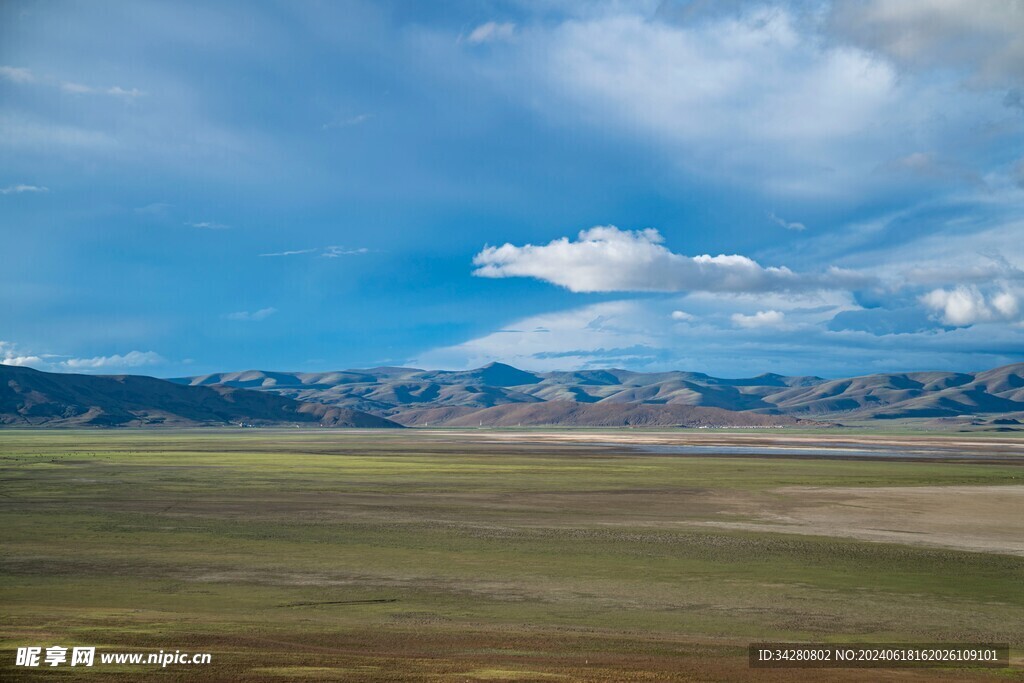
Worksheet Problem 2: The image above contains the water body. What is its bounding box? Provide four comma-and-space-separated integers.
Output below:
627, 443, 1024, 462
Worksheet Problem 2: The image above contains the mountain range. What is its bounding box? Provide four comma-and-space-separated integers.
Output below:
2, 361, 1022, 429
0, 364, 400, 428
172, 361, 1024, 425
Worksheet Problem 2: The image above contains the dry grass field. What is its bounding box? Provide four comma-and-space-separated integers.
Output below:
1, 429, 1022, 681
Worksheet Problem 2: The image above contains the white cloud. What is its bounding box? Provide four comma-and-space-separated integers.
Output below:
992, 290, 1021, 319
463, 3, 1017, 200
831, 0, 1024, 87
1, 341, 166, 372
473, 225, 870, 293
62, 350, 165, 370
103, 85, 143, 98
185, 221, 229, 230
0, 341, 47, 368
547, 9, 895, 141
0, 356, 47, 367
417, 291, 851, 372
1, 65, 142, 97
731, 309, 785, 328
0, 184, 48, 195
413, 300, 658, 371
59, 81, 92, 94
466, 21, 516, 44
260, 246, 368, 258
260, 248, 317, 257
768, 212, 805, 231
757, 197, 1024, 295
526, 7, 903, 195
0, 66, 35, 83
921, 285, 1022, 326
226, 307, 277, 322
412, 293, 1023, 376
322, 246, 369, 258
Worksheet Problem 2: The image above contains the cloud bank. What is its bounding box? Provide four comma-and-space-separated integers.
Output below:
0, 184, 48, 195
732, 310, 786, 328
831, 0, 1024, 87
921, 286, 1022, 326
62, 350, 165, 370
1, 342, 166, 373
473, 226, 869, 293
414, 293, 1022, 376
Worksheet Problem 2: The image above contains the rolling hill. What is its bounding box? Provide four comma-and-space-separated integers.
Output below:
173, 361, 1024, 424
5, 361, 1020, 429
0, 365, 401, 428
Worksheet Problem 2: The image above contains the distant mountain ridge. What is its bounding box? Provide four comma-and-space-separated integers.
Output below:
4, 361, 1021, 429
174, 361, 1024, 424
0, 365, 401, 428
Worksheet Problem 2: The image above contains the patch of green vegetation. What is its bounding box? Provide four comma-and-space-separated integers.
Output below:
1, 430, 1021, 681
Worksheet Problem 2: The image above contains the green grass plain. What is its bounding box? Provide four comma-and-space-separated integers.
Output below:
1, 429, 1022, 681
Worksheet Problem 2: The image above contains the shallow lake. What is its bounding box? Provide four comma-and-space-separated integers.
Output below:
626, 443, 1024, 461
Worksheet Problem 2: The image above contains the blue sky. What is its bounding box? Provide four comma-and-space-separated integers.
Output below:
1, 0, 1022, 378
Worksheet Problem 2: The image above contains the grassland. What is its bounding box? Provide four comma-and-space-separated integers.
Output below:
1, 429, 1022, 681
